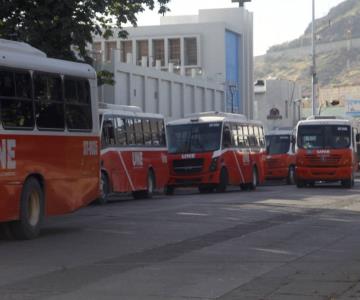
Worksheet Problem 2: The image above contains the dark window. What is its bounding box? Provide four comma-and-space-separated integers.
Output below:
150, 119, 160, 145
142, 119, 152, 145
231, 123, 238, 147
101, 115, 115, 148
158, 119, 166, 146
134, 118, 144, 145
34, 73, 64, 130
64, 77, 92, 131
0, 69, 34, 129
115, 116, 127, 146
238, 125, 245, 148
248, 125, 258, 147
125, 118, 135, 145
242, 125, 250, 147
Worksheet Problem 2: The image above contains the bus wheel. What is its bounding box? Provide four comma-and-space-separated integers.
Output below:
249, 167, 258, 191
216, 168, 228, 193
165, 185, 175, 196
296, 179, 305, 188
10, 178, 44, 240
98, 172, 110, 205
286, 166, 296, 185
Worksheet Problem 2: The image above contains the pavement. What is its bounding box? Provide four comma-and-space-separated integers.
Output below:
1, 181, 360, 300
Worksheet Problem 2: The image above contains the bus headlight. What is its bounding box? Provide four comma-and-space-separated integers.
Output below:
209, 157, 219, 172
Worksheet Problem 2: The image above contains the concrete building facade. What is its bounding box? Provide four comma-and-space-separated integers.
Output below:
93, 7, 254, 117
254, 79, 302, 131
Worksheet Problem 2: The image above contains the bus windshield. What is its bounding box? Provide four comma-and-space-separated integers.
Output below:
167, 122, 222, 154
298, 125, 351, 150
266, 135, 291, 155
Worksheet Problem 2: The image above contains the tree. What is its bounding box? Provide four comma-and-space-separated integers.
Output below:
0, 0, 170, 63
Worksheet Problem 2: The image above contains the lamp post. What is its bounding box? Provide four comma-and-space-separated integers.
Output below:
311, 0, 317, 116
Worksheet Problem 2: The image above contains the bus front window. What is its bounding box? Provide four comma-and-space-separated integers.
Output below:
266, 135, 291, 155
167, 122, 222, 154
298, 125, 351, 150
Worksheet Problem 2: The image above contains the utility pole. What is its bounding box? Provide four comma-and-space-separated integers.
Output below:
311, 0, 317, 116
232, 0, 251, 7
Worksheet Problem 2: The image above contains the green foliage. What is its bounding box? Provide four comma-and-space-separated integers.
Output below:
97, 70, 115, 86
0, 0, 170, 63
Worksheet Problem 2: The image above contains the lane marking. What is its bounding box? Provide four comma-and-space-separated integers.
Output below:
177, 212, 209, 217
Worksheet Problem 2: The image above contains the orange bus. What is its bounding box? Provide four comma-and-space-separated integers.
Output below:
166, 112, 266, 194
99, 104, 168, 202
295, 116, 359, 188
0, 39, 100, 239
265, 128, 296, 184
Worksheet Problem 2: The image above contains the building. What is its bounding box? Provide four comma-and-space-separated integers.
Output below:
92, 7, 254, 118
254, 79, 302, 131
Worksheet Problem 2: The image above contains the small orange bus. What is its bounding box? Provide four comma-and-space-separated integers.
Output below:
166, 112, 266, 194
265, 129, 296, 184
0, 39, 100, 239
295, 116, 359, 188
99, 104, 168, 202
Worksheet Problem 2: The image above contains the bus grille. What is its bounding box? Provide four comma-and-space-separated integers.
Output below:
304, 154, 341, 166
173, 158, 204, 174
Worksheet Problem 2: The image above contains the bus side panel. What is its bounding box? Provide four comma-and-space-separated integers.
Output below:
221, 150, 241, 185
149, 150, 169, 190
0, 184, 21, 222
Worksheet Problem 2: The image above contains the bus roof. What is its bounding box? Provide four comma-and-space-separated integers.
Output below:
267, 128, 293, 136
297, 117, 352, 127
168, 112, 263, 126
99, 107, 164, 120
0, 39, 96, 79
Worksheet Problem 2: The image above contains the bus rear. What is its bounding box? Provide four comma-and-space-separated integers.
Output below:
295, 117, 358, 188
265, 129, 296, 184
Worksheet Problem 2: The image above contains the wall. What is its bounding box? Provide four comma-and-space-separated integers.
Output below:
101, 49, 225, 120
254, 80, 302, 131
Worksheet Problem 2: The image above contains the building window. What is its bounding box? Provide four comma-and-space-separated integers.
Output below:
92, 42, 102, 62
184, 37, 197, 66
105, 41, 117, 62
152, 39, 165, 66
168, 38, 181, 66
136, 40, 148, 66
121, 40, 132, 63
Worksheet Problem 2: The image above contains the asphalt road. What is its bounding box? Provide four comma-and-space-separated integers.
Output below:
1, 181, 360, 300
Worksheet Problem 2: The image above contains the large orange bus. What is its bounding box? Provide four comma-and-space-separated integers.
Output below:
99, 104, 168, 202
265, 128, 296, 184
0, 39, 100, 239
166, 112, 266, 194
295, 116, 359, 188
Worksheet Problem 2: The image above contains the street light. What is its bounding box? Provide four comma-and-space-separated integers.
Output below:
311, 0, 317, 116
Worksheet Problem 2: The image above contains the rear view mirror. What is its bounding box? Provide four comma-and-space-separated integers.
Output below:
223, 129, 231, 148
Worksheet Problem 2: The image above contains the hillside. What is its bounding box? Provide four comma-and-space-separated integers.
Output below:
254, 0, 360, 94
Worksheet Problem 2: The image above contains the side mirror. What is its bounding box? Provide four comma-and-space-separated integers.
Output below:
356, 133, 360, 143
223, 129, 232, 148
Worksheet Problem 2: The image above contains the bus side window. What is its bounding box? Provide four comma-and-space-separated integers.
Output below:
242, 125, 249, 148
222, 123, 231, 148
0, 69, 34, 129
142, 119, 152, 145
158, 119, 166, 146
134, 118, 144, 145
65, 78, 93, 131
125, 118, 136, 145
102, 116, 115, 148
248, 126, 257, 147
237, 124, 245, 148
150, 119, 160, 145
34, 72, 64, 130
231, 123, 239, 147
115, 116, 127, 146
258, 126, 266, 147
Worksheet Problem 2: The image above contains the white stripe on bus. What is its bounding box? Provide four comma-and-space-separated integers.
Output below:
117, 151, 135, 192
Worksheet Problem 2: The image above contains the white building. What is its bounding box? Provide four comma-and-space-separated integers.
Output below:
92, 7, 254, 118
254, 79, 303, 131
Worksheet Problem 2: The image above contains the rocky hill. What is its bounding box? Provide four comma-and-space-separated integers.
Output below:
254, 0, 360, 94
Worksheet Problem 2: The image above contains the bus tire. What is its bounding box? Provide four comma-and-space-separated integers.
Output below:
249, 166, 258, 191
286, 166, 296, 185
98, 171, 110, 205
216, 168, 228, 193
165, 185, 175, 196
10, 178, 44, 240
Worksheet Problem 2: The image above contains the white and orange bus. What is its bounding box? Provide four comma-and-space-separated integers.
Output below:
166, 112, 266, 194
265, 128, 296, 184
295, 116, 359, 188
0, 39, 100, 239
99, 104, 168, 202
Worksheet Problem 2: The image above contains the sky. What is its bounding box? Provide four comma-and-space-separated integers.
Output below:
137, 0, 346, 56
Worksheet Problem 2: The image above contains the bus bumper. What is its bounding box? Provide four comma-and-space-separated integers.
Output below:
266, 167, 288, 180
296, 166, 352, 181
168, 171, 221, 187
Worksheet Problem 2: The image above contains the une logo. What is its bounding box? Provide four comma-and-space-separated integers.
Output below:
181, 154, 195, 159
0, 139, 16, 170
